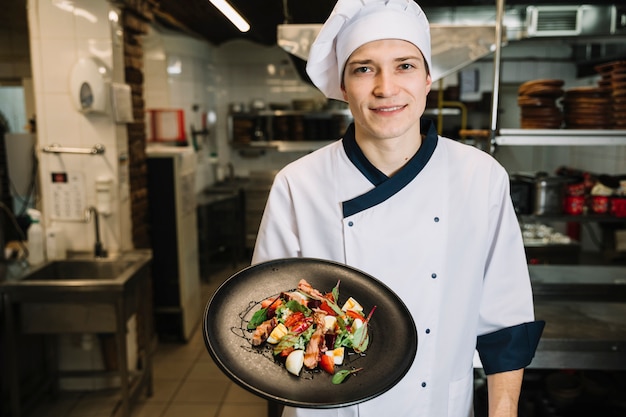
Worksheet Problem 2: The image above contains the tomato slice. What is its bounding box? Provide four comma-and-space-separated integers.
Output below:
319, 301, 337, 316
284, 312, 305, 328
345, 310, 364, 320
320, 354, 335, 374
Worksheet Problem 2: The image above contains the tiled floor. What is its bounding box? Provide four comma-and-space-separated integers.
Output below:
24, 262, 272, 417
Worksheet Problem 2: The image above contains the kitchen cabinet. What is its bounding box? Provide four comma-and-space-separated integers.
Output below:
146, 146, 202, 342
243, 171, 277, 252
196, 188, 245, 276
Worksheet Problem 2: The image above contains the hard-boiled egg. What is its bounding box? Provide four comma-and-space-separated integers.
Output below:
351, 318, 364, 332
341, 296, 363, 312
266, 323, 288, 344
285, 349, 304, 376
325, 347, 345, 365
323, 315, 337, 332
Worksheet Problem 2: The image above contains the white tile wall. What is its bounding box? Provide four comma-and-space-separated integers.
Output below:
143, 29, 325, 188
28, 0, 127, 257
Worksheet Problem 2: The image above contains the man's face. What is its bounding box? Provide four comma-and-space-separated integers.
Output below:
341, 39, 432, 143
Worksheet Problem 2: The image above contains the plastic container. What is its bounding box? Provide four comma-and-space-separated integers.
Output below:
611, 197, 626, 217
27, 208, 45, 265
46, 224, 67, 260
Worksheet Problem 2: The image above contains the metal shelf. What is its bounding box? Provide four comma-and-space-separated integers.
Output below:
520, 213, 626, 223
246, 109, 352, 118
496, 129, 626, 146
233, 140, 335, 153
424, 108, 461, 116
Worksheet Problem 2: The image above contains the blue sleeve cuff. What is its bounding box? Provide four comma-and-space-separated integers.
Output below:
476, 320, 545, 375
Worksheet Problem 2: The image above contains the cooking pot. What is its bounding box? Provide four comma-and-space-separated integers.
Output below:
534, 174, 571, 215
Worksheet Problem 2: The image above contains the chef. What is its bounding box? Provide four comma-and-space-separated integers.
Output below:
252, 0, 544, 416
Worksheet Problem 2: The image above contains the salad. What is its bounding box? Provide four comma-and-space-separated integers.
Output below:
247, 278, 376, 384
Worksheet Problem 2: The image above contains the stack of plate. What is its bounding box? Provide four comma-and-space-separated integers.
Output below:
562, 87, 613, 129
517, 79, 564, 129
595, 60, 626, 129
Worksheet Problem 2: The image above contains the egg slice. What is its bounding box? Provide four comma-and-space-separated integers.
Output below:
325, 347, 345, 365
323, 315, 337, 332
341, 296, 363, 312
266, 323, 288, 344
285, 349, 305, 376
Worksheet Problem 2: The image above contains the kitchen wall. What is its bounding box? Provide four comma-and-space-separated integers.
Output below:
143, 27, 325, 191
26, 0, 132, 258
143, 28, 626, 185
23, 0, 134, 390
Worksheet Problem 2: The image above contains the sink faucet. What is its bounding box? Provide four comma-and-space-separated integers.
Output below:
85, 206, 107, 258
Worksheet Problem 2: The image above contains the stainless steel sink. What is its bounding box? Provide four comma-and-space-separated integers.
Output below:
0, 249, 154, 417
20, 259, 135, 281
0, 250, 152, 294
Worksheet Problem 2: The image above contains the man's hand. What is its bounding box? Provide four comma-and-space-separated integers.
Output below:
487, 368, 524, 417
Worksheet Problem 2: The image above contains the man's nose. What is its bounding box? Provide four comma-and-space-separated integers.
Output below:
373, 70, 399, 97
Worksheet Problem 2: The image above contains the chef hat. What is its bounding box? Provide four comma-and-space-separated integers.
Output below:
306, 0, 432, 102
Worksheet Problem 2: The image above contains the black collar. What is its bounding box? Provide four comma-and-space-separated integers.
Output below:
341, 118, 439, 217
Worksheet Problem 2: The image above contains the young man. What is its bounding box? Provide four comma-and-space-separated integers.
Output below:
252, 1, 544, 416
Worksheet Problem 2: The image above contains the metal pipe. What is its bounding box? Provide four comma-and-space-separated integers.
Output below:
42, 143, 105, 155
489, 0, 505, 154
86, 206, 107, 258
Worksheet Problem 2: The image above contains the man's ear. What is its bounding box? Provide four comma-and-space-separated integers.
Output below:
341, 84, 348, 101
425, 74, 432, 94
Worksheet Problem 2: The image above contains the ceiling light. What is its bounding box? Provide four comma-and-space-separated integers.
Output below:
209, 0, 250, 32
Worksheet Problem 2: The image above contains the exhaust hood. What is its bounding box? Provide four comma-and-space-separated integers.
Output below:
277, 4, 626, 82
278, 23, 502, 83
526, 5, 625, 38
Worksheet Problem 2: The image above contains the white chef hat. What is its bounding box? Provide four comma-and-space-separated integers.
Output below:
306, 0, 432, 102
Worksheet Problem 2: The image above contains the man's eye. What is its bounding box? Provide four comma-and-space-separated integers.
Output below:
399, 63, 414, 70
355, 66, 370, 73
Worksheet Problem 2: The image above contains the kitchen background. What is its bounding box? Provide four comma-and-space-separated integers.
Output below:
1, 0, 625, 416
1, 0, 626, 252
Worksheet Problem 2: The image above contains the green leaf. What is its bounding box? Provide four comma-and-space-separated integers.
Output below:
284, 300, 310, 315
331, 280, 340, 304
331, 368, 363, 384
247, 308, 268, 330
351, 323, 369, 353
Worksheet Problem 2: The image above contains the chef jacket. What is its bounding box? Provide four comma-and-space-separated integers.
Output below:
252, 119, 544, 417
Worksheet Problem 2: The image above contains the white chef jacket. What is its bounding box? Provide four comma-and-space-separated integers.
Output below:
252, 119, 543, 417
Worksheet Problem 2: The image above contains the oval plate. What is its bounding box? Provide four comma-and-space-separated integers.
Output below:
202, 257, 417, 408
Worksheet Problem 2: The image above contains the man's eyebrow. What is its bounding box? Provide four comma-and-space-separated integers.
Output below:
346, 55, 422, 65
346, 58, 374, 66
395, 55, 422, 62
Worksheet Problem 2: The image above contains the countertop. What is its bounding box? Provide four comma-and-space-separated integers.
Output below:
527, 265, 626, 370
529, 264, 626, 301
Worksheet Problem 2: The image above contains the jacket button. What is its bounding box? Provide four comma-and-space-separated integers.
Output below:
431, 273, 437, 279
434, 217, 440, 222
348, 221, 354, 227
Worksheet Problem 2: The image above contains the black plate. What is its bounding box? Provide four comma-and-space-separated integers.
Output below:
202, 257, 417, 408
